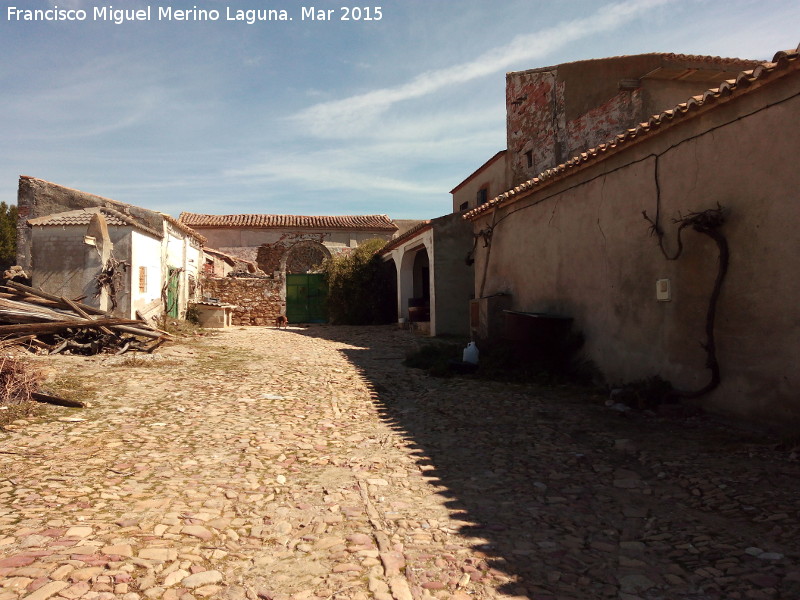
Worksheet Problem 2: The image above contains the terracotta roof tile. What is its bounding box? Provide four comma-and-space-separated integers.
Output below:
466, 48, 799, 220
508, 52, 761, 76
160, 213, 206, 244
379, 221, 432, 254
28, 207, 162, 238
179, 213, 398, 232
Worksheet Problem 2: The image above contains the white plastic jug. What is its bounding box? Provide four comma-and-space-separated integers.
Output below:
463, 341, 479, 365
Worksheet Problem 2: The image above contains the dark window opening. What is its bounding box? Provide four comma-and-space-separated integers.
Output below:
459, 201, 469, 211
525, 150, 533, 169
477, 188, 488, 205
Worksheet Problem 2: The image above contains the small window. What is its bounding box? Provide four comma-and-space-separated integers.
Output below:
525, 150, 533, 168
459, 201, 469, 212
138, 266, 147, 293
477, 188, 488, 206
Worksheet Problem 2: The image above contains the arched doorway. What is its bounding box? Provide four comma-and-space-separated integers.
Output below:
398, 245, 431, 324
383, 258, 398, 324
284, 241, 331, 323
413, 248, 430, 304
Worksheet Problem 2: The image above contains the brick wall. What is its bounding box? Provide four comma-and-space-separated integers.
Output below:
201, 276, 283, 326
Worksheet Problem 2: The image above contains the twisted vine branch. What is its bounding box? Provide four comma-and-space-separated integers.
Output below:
642, 204, 729, 399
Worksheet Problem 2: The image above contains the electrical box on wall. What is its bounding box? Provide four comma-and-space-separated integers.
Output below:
656, 278, 671, 302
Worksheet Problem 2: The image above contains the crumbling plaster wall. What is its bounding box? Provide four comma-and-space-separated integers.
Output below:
475, 70, 800, 428
164, 223, 203, 316
506, 55, 758, 187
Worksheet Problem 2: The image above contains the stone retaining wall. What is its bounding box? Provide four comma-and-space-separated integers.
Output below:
200, 276, 283, 326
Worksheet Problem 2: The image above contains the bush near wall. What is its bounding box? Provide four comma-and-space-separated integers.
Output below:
322, 238, 395, 325
0, 202, 17, 271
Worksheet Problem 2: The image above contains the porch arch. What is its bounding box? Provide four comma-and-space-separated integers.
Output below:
398, 243, 432, 324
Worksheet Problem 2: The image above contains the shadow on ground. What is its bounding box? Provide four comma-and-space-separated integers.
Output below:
288, 324, 800, 599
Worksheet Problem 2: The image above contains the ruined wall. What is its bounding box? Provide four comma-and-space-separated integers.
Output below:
506, 67, 567, 185
16, 176, 164, 271
506, 55, 759, 187
28, 225, 125, 311
192, 226, 392, 256
200, 277, 283, 326
253, 233, 330, 274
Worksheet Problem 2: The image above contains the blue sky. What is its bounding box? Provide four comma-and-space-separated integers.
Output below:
1, 0, 797, 219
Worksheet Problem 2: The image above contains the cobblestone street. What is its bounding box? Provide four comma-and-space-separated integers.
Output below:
0, 325, 798, 600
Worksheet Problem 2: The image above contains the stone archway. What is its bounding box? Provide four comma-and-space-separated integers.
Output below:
283, 241, 331, 274
283, 241, 331, 323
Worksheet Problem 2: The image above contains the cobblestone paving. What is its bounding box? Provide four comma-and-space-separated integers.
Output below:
0, 325, 799, 600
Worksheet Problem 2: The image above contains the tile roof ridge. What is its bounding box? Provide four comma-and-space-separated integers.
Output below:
178, 213, 398, 231
27, 205, 164, 239
506, 51, 760, 76
160, 212, 207, 244
379, 220, 432, 254
180, 212, 393, 218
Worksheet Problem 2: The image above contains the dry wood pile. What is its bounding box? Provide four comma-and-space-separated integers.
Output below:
0, 281, 171, 356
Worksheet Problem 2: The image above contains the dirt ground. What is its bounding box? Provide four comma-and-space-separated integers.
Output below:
0, 325, 799, 600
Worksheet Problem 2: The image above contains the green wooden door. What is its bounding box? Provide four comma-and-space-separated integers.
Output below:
166, 268, 180, 318
286, 273, 327, 323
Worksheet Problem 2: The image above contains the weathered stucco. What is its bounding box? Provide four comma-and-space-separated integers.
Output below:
474, 64, 800, 428
29, 224, 131, 312
506, 54, 759, 187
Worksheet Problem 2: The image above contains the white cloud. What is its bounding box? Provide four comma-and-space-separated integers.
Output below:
292, 0, 670, 138
2, 54, 168, 141
225, 103, 505, 200
224, 150, 443, 196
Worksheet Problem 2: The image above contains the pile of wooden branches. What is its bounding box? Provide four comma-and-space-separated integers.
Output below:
0, 281, 171, 356
0, 356, 42, 425
0, 356, 40, 405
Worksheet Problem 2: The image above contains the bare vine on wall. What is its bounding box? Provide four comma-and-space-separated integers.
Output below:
94, 256, 129, 311
642, 203, 729, 398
